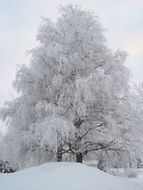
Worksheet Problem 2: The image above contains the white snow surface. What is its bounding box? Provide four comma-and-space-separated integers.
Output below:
0, 162, 142, 190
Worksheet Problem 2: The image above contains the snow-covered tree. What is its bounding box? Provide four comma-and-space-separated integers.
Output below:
0, 5, 137, 167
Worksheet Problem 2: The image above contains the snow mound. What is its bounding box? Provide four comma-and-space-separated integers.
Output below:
0, 162, 142, 190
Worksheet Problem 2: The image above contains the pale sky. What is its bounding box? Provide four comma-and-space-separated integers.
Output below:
0, 0, 143, 130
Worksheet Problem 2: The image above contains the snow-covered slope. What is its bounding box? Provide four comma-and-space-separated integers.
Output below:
0, 162, 142, 190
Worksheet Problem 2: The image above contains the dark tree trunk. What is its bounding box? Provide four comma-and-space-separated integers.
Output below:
76, 152, 83, 163
57, 145, 62, 162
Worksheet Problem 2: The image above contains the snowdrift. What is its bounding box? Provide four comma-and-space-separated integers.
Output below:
0, 162, 142, 190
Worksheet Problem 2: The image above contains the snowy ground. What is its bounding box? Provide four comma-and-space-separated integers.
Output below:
0, 162, 143, 190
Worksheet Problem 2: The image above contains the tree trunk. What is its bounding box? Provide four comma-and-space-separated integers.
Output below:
57, 145, 62, 162
76, 152, 83, 163
97, 153, 106, 171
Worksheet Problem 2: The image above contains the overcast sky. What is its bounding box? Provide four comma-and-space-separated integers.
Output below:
0, 0, 143, 129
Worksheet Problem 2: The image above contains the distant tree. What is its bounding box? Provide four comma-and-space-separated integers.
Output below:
130, 83, 143, 167
0, 5, 139, 167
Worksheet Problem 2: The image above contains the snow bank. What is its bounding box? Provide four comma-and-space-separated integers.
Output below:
0, 162, 142, 190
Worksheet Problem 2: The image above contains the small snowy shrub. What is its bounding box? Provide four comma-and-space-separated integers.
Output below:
124, 168, 138, 178
0, 160, 16, 173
